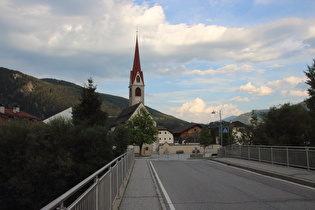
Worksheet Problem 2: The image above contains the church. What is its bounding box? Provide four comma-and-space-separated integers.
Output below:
110, 34, 153, 132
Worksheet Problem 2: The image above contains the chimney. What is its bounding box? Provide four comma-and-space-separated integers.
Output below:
0, 104, 4, 114
13, 105, 20, 113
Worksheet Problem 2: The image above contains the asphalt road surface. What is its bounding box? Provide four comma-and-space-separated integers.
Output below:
151, 160, 315, 210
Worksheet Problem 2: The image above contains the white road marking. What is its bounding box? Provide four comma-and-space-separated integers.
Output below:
149, 161, 176, 210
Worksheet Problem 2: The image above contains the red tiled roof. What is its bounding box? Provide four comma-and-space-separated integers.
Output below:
0, 108, 39, 123
130, 34, 144, 85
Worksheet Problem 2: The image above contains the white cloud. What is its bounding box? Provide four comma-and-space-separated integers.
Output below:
267, 76, 305, 89
170, 97, 243, 123
238, 82, 274, 96
288, 90, 308, 97
226, 96, 250, 102
185, 64, 264, 76
268, 64, 283, 68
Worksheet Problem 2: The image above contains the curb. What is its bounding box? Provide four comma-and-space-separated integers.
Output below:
210, 159, 315, 188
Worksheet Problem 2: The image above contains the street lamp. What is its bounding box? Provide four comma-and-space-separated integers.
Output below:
211, 110, 222, 146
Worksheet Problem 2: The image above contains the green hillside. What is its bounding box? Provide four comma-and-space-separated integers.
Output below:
0, 67, 188, 129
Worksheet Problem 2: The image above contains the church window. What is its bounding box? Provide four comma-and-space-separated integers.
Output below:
135, 87, 141, 96
136, 76, 140, 83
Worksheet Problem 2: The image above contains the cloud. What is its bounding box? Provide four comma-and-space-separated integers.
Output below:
170, 97, 243, 123
288, 90, 308, 97
238, 82, 274, 96
225, 96, 250, 102
268, 64, 283, 68
267, 76, 305, 89
185, 64, 264, 76
238, 76, 308, 98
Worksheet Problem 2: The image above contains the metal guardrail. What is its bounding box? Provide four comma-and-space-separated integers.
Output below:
220, 145, 315, 170
41, 149, 134, 210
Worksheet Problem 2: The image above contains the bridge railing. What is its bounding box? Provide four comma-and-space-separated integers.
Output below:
219, 145, 315, 170
41, 148, 134, 210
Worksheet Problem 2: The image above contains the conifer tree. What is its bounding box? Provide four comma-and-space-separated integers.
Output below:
72, 78, 107, 127
304, 59, 315, 111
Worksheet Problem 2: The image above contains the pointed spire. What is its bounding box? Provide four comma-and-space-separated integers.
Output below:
132, 31, 141, 72
130, 32, 144, 85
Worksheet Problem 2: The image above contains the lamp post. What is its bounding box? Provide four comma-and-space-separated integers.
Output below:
211, 110, 222, 146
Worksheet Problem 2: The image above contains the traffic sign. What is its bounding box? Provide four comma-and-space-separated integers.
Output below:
222, 127, 229, 134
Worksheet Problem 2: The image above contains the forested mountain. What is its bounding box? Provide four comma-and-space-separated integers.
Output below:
0, 67, 188, 129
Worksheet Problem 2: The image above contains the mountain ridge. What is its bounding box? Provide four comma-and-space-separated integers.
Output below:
0, 67, 189, 129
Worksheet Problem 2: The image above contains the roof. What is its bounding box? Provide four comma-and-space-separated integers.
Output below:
0, 108, 39, 123
130, 34, 144, 85
172, 123, 202, 134
111, 103, 142, 127
43, 107, 72, 123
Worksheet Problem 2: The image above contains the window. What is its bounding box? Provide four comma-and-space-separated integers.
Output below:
136, 76, 140, 83
135, 87, 141, 96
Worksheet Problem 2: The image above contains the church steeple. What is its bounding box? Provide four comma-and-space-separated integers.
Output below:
129, 33, 145, 106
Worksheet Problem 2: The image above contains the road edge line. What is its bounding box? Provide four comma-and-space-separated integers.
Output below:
149, 161, 176, 210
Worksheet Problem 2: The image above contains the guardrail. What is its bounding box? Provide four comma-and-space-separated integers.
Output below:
41, 148, 134, 210
220, 145, 315, 170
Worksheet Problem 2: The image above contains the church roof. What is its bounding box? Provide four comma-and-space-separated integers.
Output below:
130, 34, 144, 85
111, 103, 142, 127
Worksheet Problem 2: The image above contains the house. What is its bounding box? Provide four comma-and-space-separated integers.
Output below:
0, 104, 40, 123
158, 126, 174, 144
172, 123, 202, 144
43, 107, 72, 123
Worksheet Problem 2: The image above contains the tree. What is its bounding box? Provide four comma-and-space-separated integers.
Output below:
304, 59, 315, 111
200, 125, 212, 153
126, 108, 158, 156
254, 103, 312, 146
111, 124, 132, 156
72, 78, 107, 127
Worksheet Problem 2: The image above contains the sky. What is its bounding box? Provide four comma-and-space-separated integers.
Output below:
1, 0, 315, 123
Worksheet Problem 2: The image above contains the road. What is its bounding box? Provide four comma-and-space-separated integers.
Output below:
151, 160, 315, 210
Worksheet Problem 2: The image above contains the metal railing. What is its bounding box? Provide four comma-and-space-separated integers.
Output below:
220, 145, 315, 170
41, 149, 134, 210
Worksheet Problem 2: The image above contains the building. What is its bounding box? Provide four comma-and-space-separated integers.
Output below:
129, 33, 144, 106
43, 107, 72, 123
0, 104, 40, 123
111, 33, 155, 130
158, 126, 174, 144
172, 123, 202, 144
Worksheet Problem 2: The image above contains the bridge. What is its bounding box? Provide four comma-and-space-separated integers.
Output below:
42, 146, 315, 210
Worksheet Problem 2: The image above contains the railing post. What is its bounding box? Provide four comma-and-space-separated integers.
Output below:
306, 147, 310, 170
271, 147, 273, 165
109, 165, 112, 208
248, 146, 250, 160
116, 159, 119, 198
286, 147, 289, 167
95, 176, 99, 210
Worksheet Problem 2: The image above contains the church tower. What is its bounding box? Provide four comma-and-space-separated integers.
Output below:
129, 33, 145, 106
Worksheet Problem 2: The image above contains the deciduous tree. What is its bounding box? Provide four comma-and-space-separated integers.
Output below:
126, 108, 158, 156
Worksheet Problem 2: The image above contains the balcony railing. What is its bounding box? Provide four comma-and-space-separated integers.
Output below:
41, 148, 134, 210
219, 145, 315, 170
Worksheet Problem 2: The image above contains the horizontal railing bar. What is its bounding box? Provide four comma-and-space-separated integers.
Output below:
41, 152, 129, 210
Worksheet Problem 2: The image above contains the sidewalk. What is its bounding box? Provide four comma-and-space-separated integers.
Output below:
212, 157, 315, 188
118, 158, 164, 210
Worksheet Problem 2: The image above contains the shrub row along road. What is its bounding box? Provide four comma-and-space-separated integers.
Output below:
151, 160, 315, 210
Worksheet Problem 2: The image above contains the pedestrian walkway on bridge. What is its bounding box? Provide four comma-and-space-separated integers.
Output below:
117, 156, 315, 210
117, 158, 165, 210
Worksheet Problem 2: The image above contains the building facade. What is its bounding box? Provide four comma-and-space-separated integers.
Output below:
158, 126, 174, 144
